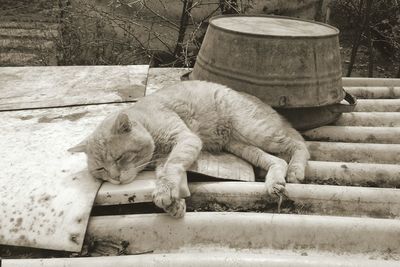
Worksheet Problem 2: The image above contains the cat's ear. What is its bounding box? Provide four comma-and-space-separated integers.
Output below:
112, 113, 132, 135
68, 139, 87, 154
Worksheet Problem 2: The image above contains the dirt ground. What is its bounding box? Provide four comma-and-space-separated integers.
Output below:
340, 39, 399, 78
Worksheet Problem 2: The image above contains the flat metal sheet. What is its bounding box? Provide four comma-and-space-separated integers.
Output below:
189, 151, 254, 182
145, 68, 191, 95
0, 65, 148, 111
0, 103, 126, 251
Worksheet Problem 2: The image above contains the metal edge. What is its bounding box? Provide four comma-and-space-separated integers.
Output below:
208, 14, 340, 39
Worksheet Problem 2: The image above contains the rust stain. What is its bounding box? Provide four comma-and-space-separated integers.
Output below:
70, 233, 80, 245
128, 194, 136, 203
37, 193, 55, 203
15, 217, 23, 227
340, 164, 348, 170
388, 86, 395, 98
116, 86, 144, 100
365, 134, 377, 143
18, 234, 27, 241
19, 115, 34, 120
38, 111, 89, 123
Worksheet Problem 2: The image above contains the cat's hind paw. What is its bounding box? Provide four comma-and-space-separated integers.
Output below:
165, 199, 186, 218
152, 181, 179, 209
287, 163, 306, 183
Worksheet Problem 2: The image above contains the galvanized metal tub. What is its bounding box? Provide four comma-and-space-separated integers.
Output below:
190, 15, 344, 108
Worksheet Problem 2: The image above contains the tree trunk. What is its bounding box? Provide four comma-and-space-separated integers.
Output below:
173, 0, 194, 61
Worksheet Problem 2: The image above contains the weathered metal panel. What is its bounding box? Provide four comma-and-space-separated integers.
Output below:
95, 172, 155, 205
86, 213, 400, 256
345, 86, 400, 99
354, 99, 400, 112
189, 151, 254, 182
308, 141, 400, 164
0, 103, 126, 251
333, 112, 400, 127
0, 65, 148, 111
305, 161, 400, 187
4, 252, 400, 267
303, 126, 400, 143
187, 182, 400, 218
342, 77, 400, 87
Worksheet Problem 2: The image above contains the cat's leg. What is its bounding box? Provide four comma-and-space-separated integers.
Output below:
154, 162, 187, 218
225, 90, 310, 183
232, 121, 309, 183
282, 131, 310, 183
228, 95, 309, 183
152, 131, 202, 217
225, 140, 288, 196
251, 130, 309, 184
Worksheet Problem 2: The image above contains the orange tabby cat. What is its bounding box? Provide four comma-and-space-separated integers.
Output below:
70, 81, 309, 217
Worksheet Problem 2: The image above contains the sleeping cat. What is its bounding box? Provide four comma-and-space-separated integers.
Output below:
69, 80, 310, 217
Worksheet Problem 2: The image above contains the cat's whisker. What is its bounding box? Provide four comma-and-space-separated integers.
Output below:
136, 160, 156, 169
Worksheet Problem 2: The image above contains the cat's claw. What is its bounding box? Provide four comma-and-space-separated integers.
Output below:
152, 182, 179, 209
164, 199, 186, 218
266, 180, 287, 198
287, 163, 305, 183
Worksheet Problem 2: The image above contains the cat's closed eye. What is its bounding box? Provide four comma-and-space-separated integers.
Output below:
91, 167, 106, 178
116, 151, 137, 165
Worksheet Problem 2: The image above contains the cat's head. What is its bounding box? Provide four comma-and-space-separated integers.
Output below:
69, 112, 155, 185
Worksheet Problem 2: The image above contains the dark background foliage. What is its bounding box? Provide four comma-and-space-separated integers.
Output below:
0, 0, 399, 77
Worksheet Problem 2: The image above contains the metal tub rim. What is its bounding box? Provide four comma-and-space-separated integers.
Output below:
208, 14, 340, 39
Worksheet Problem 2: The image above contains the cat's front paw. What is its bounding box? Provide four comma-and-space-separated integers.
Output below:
265, 165, 288, 197
287, 163, 306, 183
152, 180, 179, 209
165, 199, 186, 218
265, 178, 287, 197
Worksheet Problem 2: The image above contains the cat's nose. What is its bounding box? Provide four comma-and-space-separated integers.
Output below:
109, 165, 121, 181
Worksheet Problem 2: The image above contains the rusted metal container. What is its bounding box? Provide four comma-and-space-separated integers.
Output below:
190, 15, 344, 108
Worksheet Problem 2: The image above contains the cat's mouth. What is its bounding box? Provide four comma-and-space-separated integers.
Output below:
119, 176, 136, 185
103, 178, 122, 185
103, 177, 134, 185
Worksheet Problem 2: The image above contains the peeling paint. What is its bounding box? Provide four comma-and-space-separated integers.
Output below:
38, 111, 89, 123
